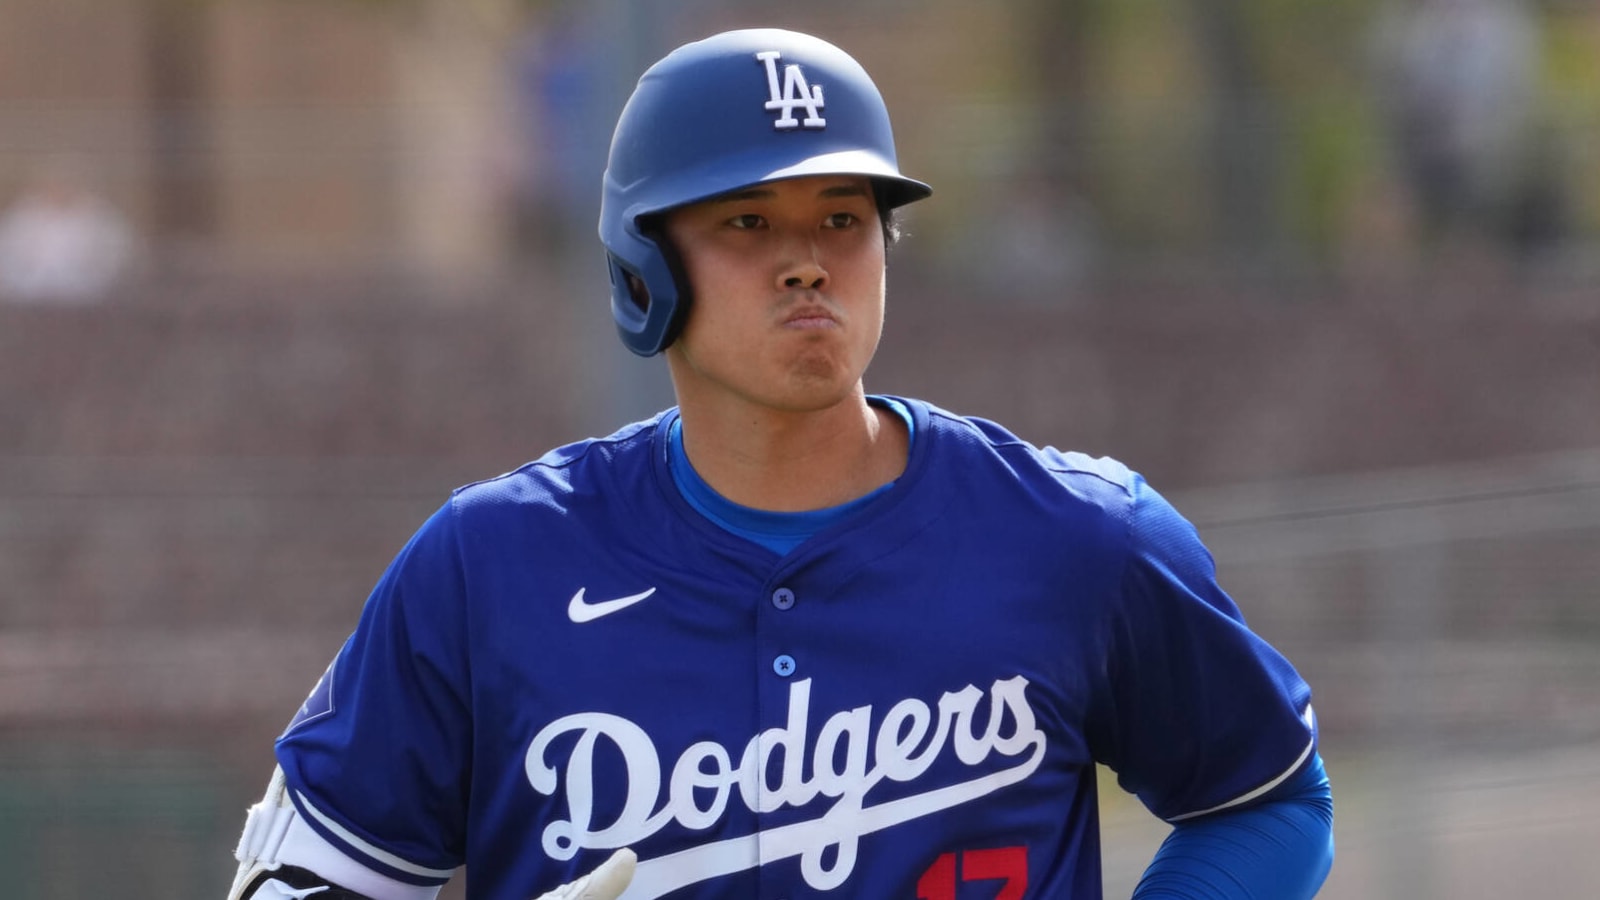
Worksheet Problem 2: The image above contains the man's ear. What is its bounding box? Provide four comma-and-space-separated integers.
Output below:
625, 271, 649, 312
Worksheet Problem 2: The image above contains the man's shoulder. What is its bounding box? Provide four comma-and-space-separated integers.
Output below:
448, 412, 669, 514
907, 397, 1138, 496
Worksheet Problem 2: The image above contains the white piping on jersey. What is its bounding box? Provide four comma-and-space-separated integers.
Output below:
254, 882, 330, 899
527, 675, 1047, 898
270, 807, 445, 900
231, 764, 443, 900
294, 790, 457, 881
1166, 704, 1318, 823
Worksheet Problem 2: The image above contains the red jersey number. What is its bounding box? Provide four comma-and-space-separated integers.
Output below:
916, 846, 1028, 900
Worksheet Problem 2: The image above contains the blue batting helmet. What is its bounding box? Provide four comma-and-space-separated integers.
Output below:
598, 28, 932, 356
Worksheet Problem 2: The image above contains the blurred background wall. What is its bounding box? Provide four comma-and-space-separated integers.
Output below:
0, 0, 1597, 896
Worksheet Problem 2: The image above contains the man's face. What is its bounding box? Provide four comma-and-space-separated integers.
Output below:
661, 175, 887, 416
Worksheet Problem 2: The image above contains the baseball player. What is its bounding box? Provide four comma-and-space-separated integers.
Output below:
228, 28, 1333, 900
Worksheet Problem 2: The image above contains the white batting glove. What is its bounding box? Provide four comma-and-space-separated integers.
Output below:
532, 848, 637, 900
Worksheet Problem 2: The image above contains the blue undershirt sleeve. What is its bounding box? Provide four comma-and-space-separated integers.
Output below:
1130, 753, 1334, 899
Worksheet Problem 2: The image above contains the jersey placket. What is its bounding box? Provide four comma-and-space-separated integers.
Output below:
753, 555, 814, 900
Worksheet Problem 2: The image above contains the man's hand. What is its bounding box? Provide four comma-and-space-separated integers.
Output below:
532, 849, 637, 900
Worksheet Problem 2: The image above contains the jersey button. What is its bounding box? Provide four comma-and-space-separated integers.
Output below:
771, 587, 795, 610
772, 654, 797, 677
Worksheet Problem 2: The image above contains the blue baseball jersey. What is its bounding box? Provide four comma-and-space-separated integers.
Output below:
275, 397, 1317, 899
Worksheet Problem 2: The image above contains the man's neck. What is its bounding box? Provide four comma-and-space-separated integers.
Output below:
675, 392, 908, 512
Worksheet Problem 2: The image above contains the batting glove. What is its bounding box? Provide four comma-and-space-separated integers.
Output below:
532, 849, 636, 900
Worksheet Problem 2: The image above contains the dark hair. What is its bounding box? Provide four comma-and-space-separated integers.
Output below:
875, 183, 903, 250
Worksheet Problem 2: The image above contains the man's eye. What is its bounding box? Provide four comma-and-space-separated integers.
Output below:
825, 212, 859, 228
728, 214, 764, 229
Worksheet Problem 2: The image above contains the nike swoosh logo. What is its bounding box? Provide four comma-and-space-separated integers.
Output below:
568, 587, 658, 623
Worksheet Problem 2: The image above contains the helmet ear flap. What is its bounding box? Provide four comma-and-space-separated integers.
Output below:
642, 218, 693, 352
606, 223, 692, 356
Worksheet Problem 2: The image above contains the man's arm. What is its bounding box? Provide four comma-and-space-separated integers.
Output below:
226, 766, 441, 900
226, 767, 635, 900
1131, 753, 1334, 899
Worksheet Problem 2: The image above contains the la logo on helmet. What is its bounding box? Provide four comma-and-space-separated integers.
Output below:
756, 50, 825, 129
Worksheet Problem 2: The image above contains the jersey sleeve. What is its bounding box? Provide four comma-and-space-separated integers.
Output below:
1087, 473, 1317, 822
1133, 753, 1334, 898
274, 499, 473, 886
